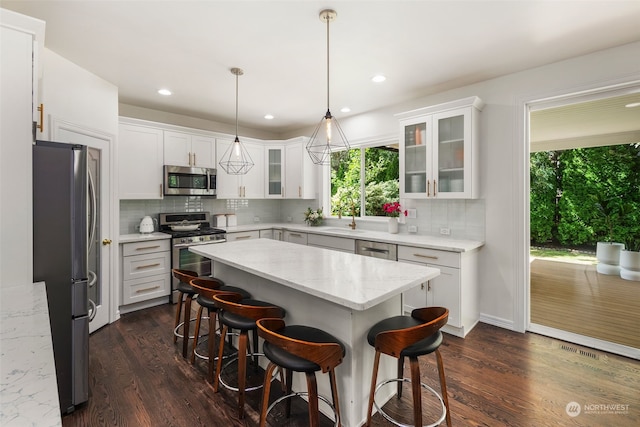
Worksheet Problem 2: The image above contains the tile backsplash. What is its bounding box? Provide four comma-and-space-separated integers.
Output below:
120, 197, 485, 241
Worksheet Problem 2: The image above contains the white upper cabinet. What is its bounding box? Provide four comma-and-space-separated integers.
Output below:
164, 130, 215, 168
285, 138, 316, 199
398, 96, 483, 199
118, 123, 164, 199
216, 138, 264, 198
265, 145, 284, 198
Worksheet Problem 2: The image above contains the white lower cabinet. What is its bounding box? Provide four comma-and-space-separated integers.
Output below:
120, 240, 171, 310
259, 229, 283, 240
283, 230, 308, 245
226, 230, 260, 242
307, 234, 354, 253
398, 245, 478, 337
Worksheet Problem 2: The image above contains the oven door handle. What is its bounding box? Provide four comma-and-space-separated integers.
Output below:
173, 239, 226, 248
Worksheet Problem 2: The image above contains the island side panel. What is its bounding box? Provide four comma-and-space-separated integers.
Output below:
214, 261, 401, 427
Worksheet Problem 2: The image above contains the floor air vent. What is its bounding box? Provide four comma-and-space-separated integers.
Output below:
559, 343, 599, 360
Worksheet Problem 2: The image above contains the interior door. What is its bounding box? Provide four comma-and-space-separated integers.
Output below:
54, 121, 113, 333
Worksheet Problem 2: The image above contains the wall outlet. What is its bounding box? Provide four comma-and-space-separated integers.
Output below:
440, 227, 450, 235
406, 209, 417, 218
253, 216, 260, 223
408, 225, 418, 233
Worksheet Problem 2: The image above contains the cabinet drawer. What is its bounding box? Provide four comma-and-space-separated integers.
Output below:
307, 234, 354, 252
226, 230, 260, 241
284, 230, 308, 245
122, 251, 171, 280
398, 245, 459, 268
122, 274, 170, 304
122, 239, 170, 256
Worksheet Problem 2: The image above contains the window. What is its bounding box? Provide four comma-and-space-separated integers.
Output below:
330, 143, 399, 217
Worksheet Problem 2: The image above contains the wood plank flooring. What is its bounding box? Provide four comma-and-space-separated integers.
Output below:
530, 258, 640, 349
62, 303, 640, 427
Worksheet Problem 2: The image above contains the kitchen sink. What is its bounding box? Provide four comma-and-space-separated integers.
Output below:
324, 227, 365, 234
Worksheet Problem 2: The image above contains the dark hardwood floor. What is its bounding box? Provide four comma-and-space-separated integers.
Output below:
63, 303, 640, 427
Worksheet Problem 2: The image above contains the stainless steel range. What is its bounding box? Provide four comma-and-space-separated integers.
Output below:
159, 212, 226, 302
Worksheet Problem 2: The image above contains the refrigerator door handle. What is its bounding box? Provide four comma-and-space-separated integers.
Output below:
72, 280, 89, 318
88, 299, 97, 322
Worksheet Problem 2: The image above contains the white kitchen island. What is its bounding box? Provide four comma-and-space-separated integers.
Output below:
190, 238, 440, 427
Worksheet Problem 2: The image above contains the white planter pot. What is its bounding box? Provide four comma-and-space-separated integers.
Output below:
620, 250, 640, 281
596, 242, 624, 275
387, 217, 399, 234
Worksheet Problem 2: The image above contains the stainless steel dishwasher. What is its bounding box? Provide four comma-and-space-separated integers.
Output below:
355, 239, 398, 260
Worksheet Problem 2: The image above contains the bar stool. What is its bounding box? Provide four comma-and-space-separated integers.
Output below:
365, 307, 451, 427
257, 318, 345, 427
172, 269, 199, 358
189, 277, 251, 382
212, 292, 286, 419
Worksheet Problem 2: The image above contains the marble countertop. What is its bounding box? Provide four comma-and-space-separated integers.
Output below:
190, 239, 440, 311
119, 232, 171, 244
222, 223, 483, 252
1, 282, 62, 427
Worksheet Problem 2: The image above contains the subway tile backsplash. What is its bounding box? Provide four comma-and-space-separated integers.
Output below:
120, 197, 485, 241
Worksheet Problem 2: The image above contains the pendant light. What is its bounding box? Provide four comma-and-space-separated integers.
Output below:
218, 67, 254, 175
306, 9, 350, 165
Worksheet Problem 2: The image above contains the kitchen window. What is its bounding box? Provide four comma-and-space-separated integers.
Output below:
330, 142, 399, 217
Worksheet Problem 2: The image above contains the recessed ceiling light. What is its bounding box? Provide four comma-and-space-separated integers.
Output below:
625, 102, 640, 108
371, 75, 386, 83
264, 114, 274, 120
157, 88, 172, 96
340, 107, 351, 113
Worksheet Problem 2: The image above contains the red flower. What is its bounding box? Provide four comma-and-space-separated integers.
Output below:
383, 202, 406, 218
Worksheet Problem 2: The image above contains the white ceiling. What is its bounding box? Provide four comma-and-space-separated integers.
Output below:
3, 0, 640, 135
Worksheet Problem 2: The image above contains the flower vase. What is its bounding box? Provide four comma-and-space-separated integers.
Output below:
388, 217, 399, 234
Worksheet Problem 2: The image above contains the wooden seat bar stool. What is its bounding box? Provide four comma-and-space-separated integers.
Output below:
212, 292, 286, 419
257, 318, 345, 427
172, 269, 199, 358
188, 277, 251, 382
365, 307, 451, 427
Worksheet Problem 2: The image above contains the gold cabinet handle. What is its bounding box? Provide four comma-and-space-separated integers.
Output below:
413, 253, 438, 260
102, 239, 112, 245
235, 235, 252, 240
136, 263, 160, 269
37, 104, 44, 133
434, 179, 437, 196
136, 245, 160, 251
421, 283, 425, 290
193, 152, 196, 166
289, 233, 302, 237
298, 186, 301, 198
427, 180, 430, 197
160, 184, 163, 197
136, 285, 160, 294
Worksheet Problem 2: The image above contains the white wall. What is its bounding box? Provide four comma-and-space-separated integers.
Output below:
284, 41, 640, 331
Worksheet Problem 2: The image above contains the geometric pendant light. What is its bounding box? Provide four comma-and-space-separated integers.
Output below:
218, 67, 254, 175
306, 9, 350, 165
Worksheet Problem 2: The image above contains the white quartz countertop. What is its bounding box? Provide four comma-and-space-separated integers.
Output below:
222, 223, 483, 252
190, 239, 440, 311
119, 231, 172, 244
1, 282, 62, 427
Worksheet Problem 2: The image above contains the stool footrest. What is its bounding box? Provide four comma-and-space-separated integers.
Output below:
218, 352, 270, 393
374, 378, 446, 427
265, 390, 340, 427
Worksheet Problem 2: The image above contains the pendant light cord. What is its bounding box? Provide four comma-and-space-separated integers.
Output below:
326, 15, 330, 111
235, 71, 239, 138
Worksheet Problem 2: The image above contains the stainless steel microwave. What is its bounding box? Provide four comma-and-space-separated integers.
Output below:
163, 165, 216, 197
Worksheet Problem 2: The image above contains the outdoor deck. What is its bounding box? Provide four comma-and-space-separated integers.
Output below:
530, 258, 640, 350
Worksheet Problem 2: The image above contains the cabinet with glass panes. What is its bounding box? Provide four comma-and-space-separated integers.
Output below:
397, 96, 483, 199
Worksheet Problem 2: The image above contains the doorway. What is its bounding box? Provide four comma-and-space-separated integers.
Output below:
527, 87, 640, 358
53, 119, 114, 333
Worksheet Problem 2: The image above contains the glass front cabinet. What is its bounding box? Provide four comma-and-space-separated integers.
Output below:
398, 96, 483, 199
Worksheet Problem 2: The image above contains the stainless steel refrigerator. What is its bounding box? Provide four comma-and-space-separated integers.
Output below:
33, 140, 89, 414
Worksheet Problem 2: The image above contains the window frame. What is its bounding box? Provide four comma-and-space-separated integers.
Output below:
323, 136, 399, 219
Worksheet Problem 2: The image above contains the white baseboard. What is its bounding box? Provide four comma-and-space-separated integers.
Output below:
529, 323, 640, 360
479, 313, 515, 331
